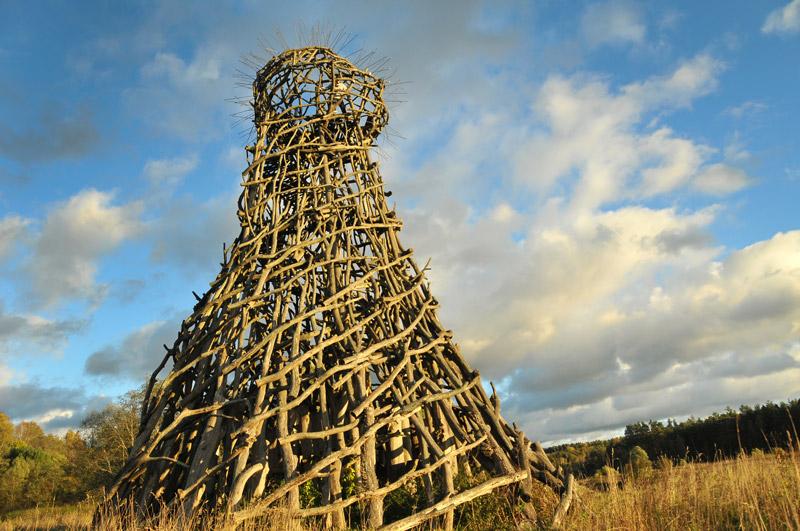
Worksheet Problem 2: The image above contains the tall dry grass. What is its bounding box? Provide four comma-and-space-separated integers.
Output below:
0, 501, 308, 531
563, 449, 800, 530
2, 449, 798, 530
0, 503, 93, 531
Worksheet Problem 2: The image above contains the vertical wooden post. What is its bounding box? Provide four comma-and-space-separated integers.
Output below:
278, 375, 299, 510
356, 368, 383, 528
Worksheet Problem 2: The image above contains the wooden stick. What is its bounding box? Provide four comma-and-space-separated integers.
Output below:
378, 471, 529, 531
551, 473, 575, 529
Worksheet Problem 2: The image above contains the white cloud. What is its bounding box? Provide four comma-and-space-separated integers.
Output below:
27, 189, 143, 307
724, 100, 767, 119
92, 25, 773, 444
126, 46, 235, 140
638, 128, 706, 195
693, 163, 751, 195
491, 203, 518, 223
142, 51, 221, 84
144, 154, 198, 187
512, 54, 731, 213
723, 133, 752, 163
624, 54, 724, 109
582, 0, 646, 47
410, 204, 721, 377
763, 0, 800, 34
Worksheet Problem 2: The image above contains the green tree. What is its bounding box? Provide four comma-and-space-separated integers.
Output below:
80, 387, 143, 488
14, 421, 46, 446
60, 430, 93, 501
14, 420, 65, 455
0, 392, 149, 515
0, 441, 66, 513
624, 421, 650, 437
0, 413, 12, 450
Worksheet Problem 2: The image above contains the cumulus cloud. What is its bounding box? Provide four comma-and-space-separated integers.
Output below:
85, 318, 179, 381
581, 0, 646, 47
65, 12, 776, 445
512, 54, 732, 214
762, 0, 800, 34
497, 223, 799, 443
510, 230, 800, 394
409, 195, 800, 443
408, 203, 720, 376
27, 189, 143, 307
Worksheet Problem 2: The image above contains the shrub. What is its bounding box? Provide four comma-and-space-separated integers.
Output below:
592, 465, 621, 491
627, 446, 652, 478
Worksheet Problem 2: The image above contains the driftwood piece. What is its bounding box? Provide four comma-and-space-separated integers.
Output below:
98, 45, 570, 529
551, 473, 575, 529
379, 471, 529, 531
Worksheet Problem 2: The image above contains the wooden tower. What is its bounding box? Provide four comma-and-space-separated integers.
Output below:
102, 46, 571, 530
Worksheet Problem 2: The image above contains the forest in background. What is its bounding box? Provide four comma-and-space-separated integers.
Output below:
1, 392, 798, 517
546, 398, 800, 479
0, 389, 141, 515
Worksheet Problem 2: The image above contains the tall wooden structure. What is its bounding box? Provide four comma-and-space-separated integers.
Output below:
103, 46, 570, 529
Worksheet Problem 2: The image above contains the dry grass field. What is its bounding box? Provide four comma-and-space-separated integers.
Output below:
563, 449, 800, 530
2, 449, 797, 530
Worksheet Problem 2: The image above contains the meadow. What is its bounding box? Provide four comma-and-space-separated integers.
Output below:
2, 447, 797, 530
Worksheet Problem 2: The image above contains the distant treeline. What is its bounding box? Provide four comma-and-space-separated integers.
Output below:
0, 389, 141, 515
547, 398, 800, 478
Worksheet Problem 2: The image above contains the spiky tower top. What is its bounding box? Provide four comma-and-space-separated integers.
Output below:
102, 46, 570, 530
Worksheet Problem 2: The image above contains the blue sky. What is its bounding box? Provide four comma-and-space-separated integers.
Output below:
1, 0, 798, 443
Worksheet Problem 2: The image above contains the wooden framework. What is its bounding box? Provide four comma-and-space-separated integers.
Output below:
102, 46, 570, 529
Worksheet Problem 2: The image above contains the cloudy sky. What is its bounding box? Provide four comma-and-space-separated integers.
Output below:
1, 0, 798, 444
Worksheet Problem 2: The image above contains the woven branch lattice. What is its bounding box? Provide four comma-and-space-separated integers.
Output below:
102, 46, 571, 530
